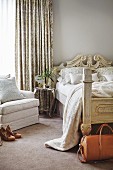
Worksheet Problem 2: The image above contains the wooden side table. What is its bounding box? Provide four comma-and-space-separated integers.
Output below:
34, 87, 56, 117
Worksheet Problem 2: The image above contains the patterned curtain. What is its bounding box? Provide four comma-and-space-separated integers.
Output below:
15, 0, 53, 91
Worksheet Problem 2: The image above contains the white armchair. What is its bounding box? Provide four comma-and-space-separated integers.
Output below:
0, 90, 39, 130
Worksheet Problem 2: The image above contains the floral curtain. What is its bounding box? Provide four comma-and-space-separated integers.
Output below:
15, 0, 53, 91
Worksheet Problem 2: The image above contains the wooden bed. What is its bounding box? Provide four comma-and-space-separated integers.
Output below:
54, 54, 113, 135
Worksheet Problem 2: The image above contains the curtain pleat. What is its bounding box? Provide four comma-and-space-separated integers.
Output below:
15, 0, 53, 91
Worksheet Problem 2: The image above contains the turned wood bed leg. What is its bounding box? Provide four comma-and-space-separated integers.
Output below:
81, 68, 93, 136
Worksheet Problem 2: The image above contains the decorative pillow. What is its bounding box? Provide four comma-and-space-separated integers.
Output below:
0, 74, 10, 79
57, 75, 71, 85
103, 75, 113, 81
69, 73, 82, 85
59, 67, 83, 79
0, 77, 25, 103
96, 67, 113, 81
92, 73, 99, 82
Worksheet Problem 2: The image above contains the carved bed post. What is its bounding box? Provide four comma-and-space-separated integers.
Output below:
81, 68, 92, 136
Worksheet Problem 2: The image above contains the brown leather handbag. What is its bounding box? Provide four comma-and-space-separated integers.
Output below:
77, 124, 113, 163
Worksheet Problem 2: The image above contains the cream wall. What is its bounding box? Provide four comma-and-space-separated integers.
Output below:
53, 0, 113, 65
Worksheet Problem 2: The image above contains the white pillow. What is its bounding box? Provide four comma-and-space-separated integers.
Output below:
92, 73, 99, 82
104, 75, 113, 81
57, 75, 71, 85
59, 67, 83, 79
0, 77, 25, 103
69, 73, 82, 84
0, 74, 10, 79
96, 67, 113, 81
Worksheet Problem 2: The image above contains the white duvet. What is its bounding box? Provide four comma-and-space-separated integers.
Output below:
44, 81, 113, 151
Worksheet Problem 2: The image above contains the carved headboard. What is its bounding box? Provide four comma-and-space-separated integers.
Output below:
52, 54, 113, 87
66, 54, 112, 70
54, 54, 112, 71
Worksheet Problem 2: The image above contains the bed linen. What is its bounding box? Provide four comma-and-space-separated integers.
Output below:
56, 82, 76, 104
45, 81, 113, 151
56, 82, 76, 96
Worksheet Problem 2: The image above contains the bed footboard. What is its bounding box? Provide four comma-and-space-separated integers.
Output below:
81, 68, 113, 135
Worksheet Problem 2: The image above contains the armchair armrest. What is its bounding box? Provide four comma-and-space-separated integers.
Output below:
20, 90, 34, 99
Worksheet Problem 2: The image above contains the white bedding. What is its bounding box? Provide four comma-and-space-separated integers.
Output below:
56, 82, 76, 96
45, 81, 113, 151
56, 81, 113, 101
56, 82, 79, 105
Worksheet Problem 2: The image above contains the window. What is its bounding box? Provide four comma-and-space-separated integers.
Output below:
0, 0, 15, 76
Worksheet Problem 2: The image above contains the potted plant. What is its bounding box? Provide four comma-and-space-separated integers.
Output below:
35, 69, 55, 88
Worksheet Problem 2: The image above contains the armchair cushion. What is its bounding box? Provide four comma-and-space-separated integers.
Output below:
0, 77, 25, 103
20, 90, 34, 98
0, 98, 39, 115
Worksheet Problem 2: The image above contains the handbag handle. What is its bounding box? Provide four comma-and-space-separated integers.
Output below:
96, 124, 113, 151
96, 123, 113, 135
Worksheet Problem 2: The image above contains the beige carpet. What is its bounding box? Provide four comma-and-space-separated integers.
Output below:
0, 116, 113, 170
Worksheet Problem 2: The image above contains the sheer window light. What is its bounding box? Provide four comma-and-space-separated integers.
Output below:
0, 0, 15, 76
